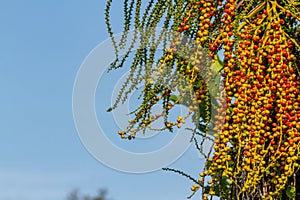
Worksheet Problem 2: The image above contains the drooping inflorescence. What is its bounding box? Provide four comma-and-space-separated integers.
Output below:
105, 0, 300, 199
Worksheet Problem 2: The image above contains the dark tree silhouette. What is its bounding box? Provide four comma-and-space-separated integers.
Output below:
67, 189, 109, 200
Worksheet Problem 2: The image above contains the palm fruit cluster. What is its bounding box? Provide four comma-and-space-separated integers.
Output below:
106, 0, 221, 140
200, 1, 300, 199
105, 0, 300, 199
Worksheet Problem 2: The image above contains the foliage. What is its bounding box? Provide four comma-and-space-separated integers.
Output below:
105, 0, 300, 199
67, 189, 108, 200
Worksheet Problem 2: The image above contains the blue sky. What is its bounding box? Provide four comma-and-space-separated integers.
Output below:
0, 1, 205, 200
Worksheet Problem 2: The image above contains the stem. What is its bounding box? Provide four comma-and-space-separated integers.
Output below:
237, 0, 246, 9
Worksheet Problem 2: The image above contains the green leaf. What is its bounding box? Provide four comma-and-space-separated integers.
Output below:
215, 54, 224, 67
169, 95, 178, 102
286, 186, 296, 199
206, 160, 212, 170
204, 186, 210, 194
207, 54, 223, 101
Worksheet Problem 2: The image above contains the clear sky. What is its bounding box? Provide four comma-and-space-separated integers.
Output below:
0, 1, 205, 200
